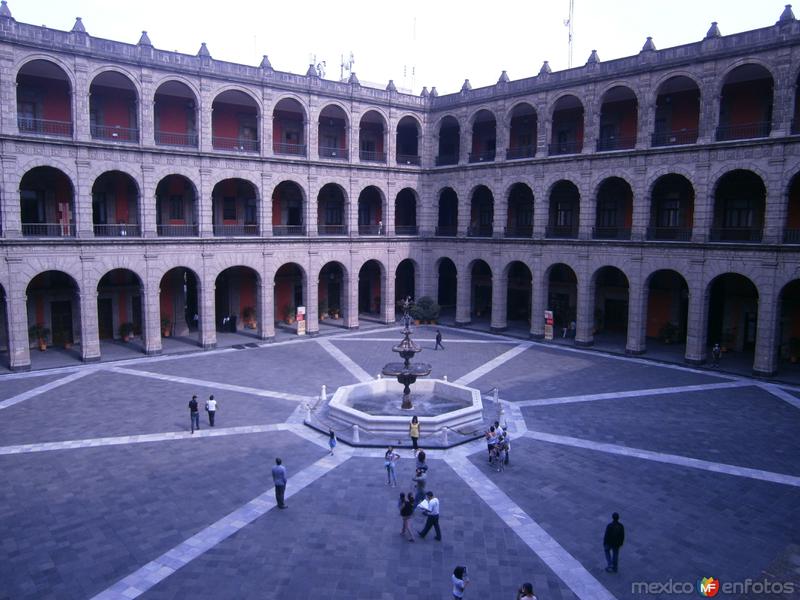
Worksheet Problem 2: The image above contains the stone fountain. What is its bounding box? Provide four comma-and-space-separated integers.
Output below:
380, 297, 431, 409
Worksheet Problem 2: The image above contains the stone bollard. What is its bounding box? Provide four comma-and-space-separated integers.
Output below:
443, 375, 448, 381
377, 373, 382, 379
305, 403, 311, 423
352, 424, 360, 443
443, 427, 449, 446
493, 388, 499, 404
321, 385, 327, 402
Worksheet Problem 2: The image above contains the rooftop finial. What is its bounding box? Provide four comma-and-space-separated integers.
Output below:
138, 31, 152, 47
779, 4, 795, 23
260, 55, 272, 70
420, 86, 430, 98
197, 42, 211, 58
386, 79, 397, 92
539, 60, 552, 75
498, 70, 510, 83
430, 86, 439, 97
0, 1, 14, 20
641, 36, 656, 52
586, 49, 600, 65
306, 63, 317, 77
348, 71, 359, 85
461, 79, 472, 92
706, 21, 721, 38
71, 17, 86, 33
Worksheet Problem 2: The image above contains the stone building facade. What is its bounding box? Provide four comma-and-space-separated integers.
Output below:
1, 2, 799, 375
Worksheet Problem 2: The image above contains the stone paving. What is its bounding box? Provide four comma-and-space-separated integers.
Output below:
1, 324, 799, 599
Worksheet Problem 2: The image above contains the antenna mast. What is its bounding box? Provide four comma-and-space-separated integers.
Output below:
564, 0, 575, 68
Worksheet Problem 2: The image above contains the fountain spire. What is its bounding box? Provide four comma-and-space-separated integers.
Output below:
382, 297, 432, 409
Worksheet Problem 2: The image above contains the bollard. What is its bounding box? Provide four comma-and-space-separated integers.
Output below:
352, 424, 360, 443
443, 375, 448, 382
493, 388, 499, 404
443, 427, 449, 446
305, 403, 311, 423
321, 385, 327, 402
377, 373, 382, 379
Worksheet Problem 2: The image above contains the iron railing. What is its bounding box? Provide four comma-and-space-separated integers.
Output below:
358, 224, 385, 235
213, 224, 259, 236
359, 149, 387, 162
394, 225, 419, 235
435, 154, 459, 166
157, 224, 199, 237
646, 227, 692, 241
435, 225, 458, 236
319, 146, 347, 159
318, 224, 348, 235
715, 122, 770, 141
93, 223, 141, 237
397, 154, 421, 165
155, 130, 198, 147
784, 228, 800, 243
22, 222, 75, 237
272, 225, 306, 236
596, 136, 636, 152
18, 117, 73, 137
467, 225, 493, 237
91, 124, 139, 142
504, 225, 533, 238
273, 142, 307, 156
651, 129, 698, 146
506, 145, 535, 160
468, 150, 496, 163
709, 227, 763, 242
545, 225, 578, 238
592, 226, 631, 240
212, 136, 259, 153
548, 140, 582, 155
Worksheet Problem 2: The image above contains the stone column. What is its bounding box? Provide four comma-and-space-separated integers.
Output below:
574, 274, 594, 346
493, 188, 506, 239
345, 256, 359, 328
684, 270, 708, 365
753, 288, 778, 376
74, 62, 91, 143
198, 273, 216, 349
530, 269, 546, 338
490, 269, 507, 331
697, 78, 717, 144
347, 182, 359, 237
763, 163, 787, 244
6, 288, 31, 371
384, 188, 395, 237
625, 276, 647, 354
79, 291, 100, 362
143, 280, 162, 355
495, 117, 509, 163
75, 159, 94, 238
456, 188, 469, 237
630, 175, 649, 241
382, 261, 396, 324
261, 174, 273, 237
455, 262, 471, 325
532, 180, 547, 239
258, 275, 275, 340
140, 72, 155, 147
305, 270, 319, 335
1, 155, 21, 237
140, 165, 157, 238
198, 168, 213, 237
690, 164, 711, 243
197, 80, 211, 152
578, 182, 595, 241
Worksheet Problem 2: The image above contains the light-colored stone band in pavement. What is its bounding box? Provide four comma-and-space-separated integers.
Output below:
515, 380, 752, 407
331, 337, 520, 344
0, 369, 96, 410
446, 455, 618, 600
525, 430, 800, 487
109, 366, 312, 402
759, 383, 800, 411
316, 338, 373, 382
455, 342, 532, 386
90, 451, 352, 600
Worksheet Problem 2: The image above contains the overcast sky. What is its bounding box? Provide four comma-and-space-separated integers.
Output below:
12, 0, 786, 95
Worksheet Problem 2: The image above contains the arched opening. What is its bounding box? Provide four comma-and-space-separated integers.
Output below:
785, 173, 800, 243
468, 186, 494, 237
159, 267, 199, 344
273, 181, 305, 236
597, 86, 637, 151
647, 174, 694, 241
26, 271, 81, 358
17, 59, 72, 137
97, 269, 144, 353
90, 71, 138, 142
396, 116, 421, 164
274, 263, 305, 326
469, 109, 496, 162
506, 262, 532, 328
437, 258, 457, 317
319, 262, 346, 323
549, 95, 584, 155
711, 170, 765, 242
717, 64, 773, 141
547, 180, 580, 238
547, 264, 577, 337
358, 260, 383, 315
395, 259, 416, 309
273, 98, 306, 156
0, 284, 7, 368
470, 260, 492, 321
20, 167, 75, 237
92, 171, 140, 237
395, 188, 417, 235
778, 280, 800, 370
707, 274, 759, 364
156, 175, 198, 237
317, 183, 347, 235
211, 89, 259, 152
507, 103, 537, 159
437, 188, 459, 237
358, 186, 384, 235
318, 104, 348, 160
652, 76, 700, 146
506, 183, 533, 238
594, 177, 633, 240
592, 267, 629, 348
154, 80, 197, 147
359, 111, 387, 163
215, 266, 260, 336
436, 116, 460, 166
646, 270, 689, 354
211, 178, 258, 237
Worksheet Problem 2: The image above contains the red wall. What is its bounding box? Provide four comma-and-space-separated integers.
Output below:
274, 279, 294, 321
21, 75, 71, 122
646, 290, 672, 337
167, 177, 189, 225
239, 276, 256, 314
114, 176, 130, 223
724, 81, 771, 125
788, 185, 800, 228
212, 103, 239, 138
156, 95, 190, 134
93, 85, 133, 128
669, 90, 700, 132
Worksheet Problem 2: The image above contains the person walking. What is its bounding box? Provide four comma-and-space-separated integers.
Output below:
328, 429, 337, 455
516, 582, 537, 599
603, 512, 625, 572
409, 415, 421, 453
415, 449, 428, 473
188, 395, 200, 433
417, 490, 441, 541
272, 457, 288, 509
412, 467, 427, 506
435, 329, 445, 350
385, 446, 400, 486
451, 566, 468, 599
205, 394, 217, 427
399, 492, 415, 542
711, 343, 721, 368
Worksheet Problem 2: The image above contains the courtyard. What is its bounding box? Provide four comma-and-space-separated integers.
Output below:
1, 324, 799, 599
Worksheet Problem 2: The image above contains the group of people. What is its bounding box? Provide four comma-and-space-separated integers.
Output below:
187, 394, 218, 433
451, 567, 538, 599
485, 421, 510, 471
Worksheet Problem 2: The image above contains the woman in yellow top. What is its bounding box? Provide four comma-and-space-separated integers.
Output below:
409, 415, 420, 452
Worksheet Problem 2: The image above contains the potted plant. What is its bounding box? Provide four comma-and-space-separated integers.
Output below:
161, 317, 172, 337
241, 306, 256, 329
330, 306, 340, 319
285, 303, 296, 325
318, 301, 329, 321
659, 322, 679, 344
29, 323, 50, 351
119, 322, 134, 342
415, 296, 441, 324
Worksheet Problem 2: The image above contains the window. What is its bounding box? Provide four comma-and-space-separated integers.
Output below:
658, 197, 681, 227
556, 201, 573, 227
223, 197, 236, 221
325, 201, 343, 225
169, 195, 184, 220
21, 190, 45, 223
598, 199, 618, 227
723, 197, 753, 228
244, 198, 257, 225
92, 193, 108, 224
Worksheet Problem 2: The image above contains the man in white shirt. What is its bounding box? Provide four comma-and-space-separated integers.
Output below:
205, 395, 218, 427
417, 491, 441, 541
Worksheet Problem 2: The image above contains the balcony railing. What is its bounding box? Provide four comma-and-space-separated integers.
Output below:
319, 146, 347, 159
359, 149, 387, 162
592, 226, 631, 240
545, 225, 578, 238
709, 227, 763, 242
646, 227, 692, 241
318, 224, 348, 235
715, 122, 770, 142
651, 129, 698, 147
93, 223, 141, 237
395, 225, 419, 236
22, 222, 75, 237
548, 141, 582, 155
784, 228, 800, 243
212, 136, 259, 153
91, 124, 139, 143
506, 145, 535, 160
155, 130, 198, 147
213, 224, 259, 236
467, 225, 493, 237
596, 136, 636, 152
468, 150, 496, 163
272, 224, 306, 236
435, 154, 458, 166
18, 117, 73, 137
358, 224, 384, 235
435, 225, 458, 237
504, 225, 533, 238
397, 154, 421, 165
157, 224, 198, 237
274, 142, 307, 156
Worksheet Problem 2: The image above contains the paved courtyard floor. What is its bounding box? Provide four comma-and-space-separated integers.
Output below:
1, 325, 799, 599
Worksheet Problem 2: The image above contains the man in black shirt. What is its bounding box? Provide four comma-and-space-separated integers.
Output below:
188, 395, 200, 434
603, 512, 625, 572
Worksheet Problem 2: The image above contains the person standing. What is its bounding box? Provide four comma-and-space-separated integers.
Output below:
328, 429, 337, 455
435, 329, 445, 350
399, 492, 415, 542
451, 566, 468, 599
188, 395, 200, 433
516, 583, 537, 599
711, 343, 721, 368
603, 512, 625, 572
412, 467, 427, 506
205, 394, 217, 427
384, 446, 400, 486
409, 415, 420, 452
417, 491, 441, 541
272, 457, 288, 509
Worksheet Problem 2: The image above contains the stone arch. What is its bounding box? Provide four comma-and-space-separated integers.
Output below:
710, 169, 766, 242
20, 166, 76, 237
705, 272, 760, 358
318, 260, 349, 322
543, 262, 578, 334
25, 270, 82, 351
274, 262, 307, 324
92, 170, 142, 236
357, 258, 387, 315
214, 265, 262, 334
96, 268, 145, 342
